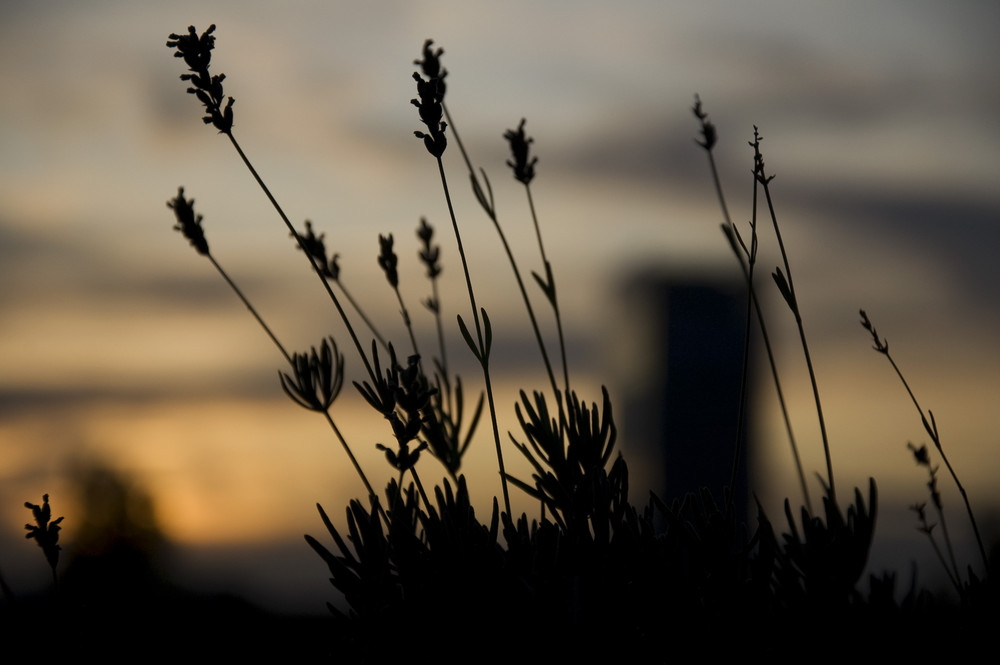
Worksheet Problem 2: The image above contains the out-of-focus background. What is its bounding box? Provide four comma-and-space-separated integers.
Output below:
2, 1, 998, 613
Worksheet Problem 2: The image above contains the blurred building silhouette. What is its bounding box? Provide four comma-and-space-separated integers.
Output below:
619, 273, 751, 521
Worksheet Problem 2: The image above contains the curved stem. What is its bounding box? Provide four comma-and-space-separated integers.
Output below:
888, 353, 990, 573
761, 180, 835, 503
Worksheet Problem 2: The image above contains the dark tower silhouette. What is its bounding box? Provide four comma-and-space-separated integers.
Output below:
621, 273, 750, 521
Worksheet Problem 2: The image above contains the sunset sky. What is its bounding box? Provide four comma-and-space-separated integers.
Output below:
2, 1, 998, 610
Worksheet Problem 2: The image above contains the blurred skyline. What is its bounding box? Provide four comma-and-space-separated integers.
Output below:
2, 1, 998, 610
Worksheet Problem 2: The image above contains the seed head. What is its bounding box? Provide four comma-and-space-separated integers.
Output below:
377, 233, 399, 288
908, 442, 930, 467
24, 494, 64, 574
279, 337, 345, 412
411, 72, 447, 157
692, 95, 717, 151
296, 220, 338, 279
414, 39, 448, 92
504, 118, 538, 185
167, 24, 235, 133
167, 187, 209, 256
416, 217, 441, 279
859, 309, 889, 354
749, 126, 774, 184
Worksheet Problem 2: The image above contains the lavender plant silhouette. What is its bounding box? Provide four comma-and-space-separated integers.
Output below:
156, 25, 1000, 660
7, 21, 989, 662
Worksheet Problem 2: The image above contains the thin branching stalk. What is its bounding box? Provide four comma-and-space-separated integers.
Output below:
756, 133, 836, 503
694, 99, 810, 511
726, 241, 811, 514
911, 443, 963, 586
935, 493, 963, 586
911, 501, 962, 595
925, 415, 988, 572
862, 311, 990, 574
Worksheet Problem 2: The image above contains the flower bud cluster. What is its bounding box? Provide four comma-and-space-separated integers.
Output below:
24, 494, 64, 573
357, 345, 436, 472
167, 187, 210, 256
377, 234, 399, 288
411, 43, 449, 159
416, 217, 441, 280
279, 337, 345, 412
504, 118, 538, 185
297, 220, 339, 280
412, 72, 448, 158
167, 25, 235, 133
692, 95, 717, 151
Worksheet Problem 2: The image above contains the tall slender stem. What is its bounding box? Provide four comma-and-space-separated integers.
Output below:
697, 114, 810, 512
728, 171, 758, 513
748, 278, 810, 514
435, 156, 512, 518
760, 178, 835, 503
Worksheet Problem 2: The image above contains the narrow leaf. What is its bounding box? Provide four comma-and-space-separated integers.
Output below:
457, 314, 482, 362
481, 307, 493, 360
772, 267, 797, 313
